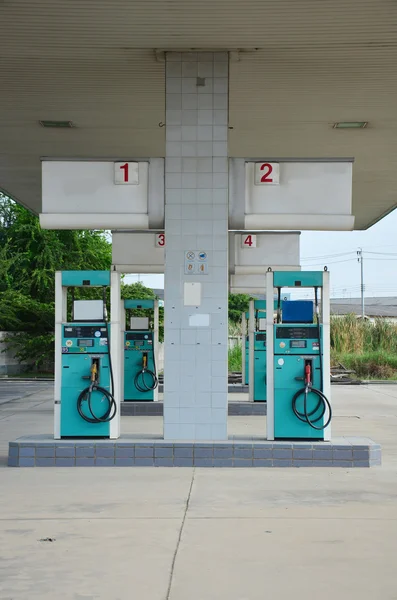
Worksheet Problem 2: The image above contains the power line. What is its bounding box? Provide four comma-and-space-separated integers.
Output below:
302, 258, 357, 266
365, 251, 397, 256
365, 258, 397, 261
301, 251, 355, 261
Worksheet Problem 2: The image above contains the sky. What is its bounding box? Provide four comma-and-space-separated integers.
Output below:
124, 208, 397, 299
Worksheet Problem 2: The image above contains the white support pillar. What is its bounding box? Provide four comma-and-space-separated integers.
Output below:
54, 271, 67, 439
322, 270, 331, 441
241, 312, 247, 386
153, 299, 159, 402
248, 300, 255, 402
110, 270, 121, 439
266, 271, 275, 441
163, 51, 229, 440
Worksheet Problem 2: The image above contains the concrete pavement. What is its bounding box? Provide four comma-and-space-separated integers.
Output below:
0, 383, 396, 599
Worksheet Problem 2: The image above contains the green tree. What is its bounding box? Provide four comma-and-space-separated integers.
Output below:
0, 194, 112, 369
228, 293, 252, 324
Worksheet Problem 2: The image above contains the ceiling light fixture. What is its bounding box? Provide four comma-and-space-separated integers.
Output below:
39, 120, 74, 128
333, 122, 368, 129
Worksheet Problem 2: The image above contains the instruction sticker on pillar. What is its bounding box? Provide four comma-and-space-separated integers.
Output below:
184, 282, 201, 306
114, 162, 139, 185
184, 250, 209, 275
254, 162, 280, 185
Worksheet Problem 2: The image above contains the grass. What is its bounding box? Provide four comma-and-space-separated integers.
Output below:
229, 315, 397, 379
331, 315, 397, 354
228, 345, 243, 372
331, 316, 397, 379
6, 371, 54, 379
334, 351, 397, 380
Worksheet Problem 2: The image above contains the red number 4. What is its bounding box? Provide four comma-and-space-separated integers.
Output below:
244, 235, 253, 247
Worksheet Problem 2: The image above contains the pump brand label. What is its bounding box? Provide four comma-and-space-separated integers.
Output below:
65, 340, 73, 347
62, 347, 69, 353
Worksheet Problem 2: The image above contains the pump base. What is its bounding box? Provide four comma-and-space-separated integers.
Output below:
8, 435, 381, 467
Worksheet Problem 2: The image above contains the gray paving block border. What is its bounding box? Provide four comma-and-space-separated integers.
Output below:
8, 436, 381, 468
120, 401, 267, 416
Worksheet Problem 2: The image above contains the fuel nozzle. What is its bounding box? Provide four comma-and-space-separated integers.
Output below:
142, 352, 148, 369
90, 360, 98, 383
304, 361, 312, 386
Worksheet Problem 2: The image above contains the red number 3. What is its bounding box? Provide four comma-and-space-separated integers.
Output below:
157, 234, 165, 247
260, 163, 273, 183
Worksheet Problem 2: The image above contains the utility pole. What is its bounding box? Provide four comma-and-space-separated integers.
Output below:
357, 248, 365, 319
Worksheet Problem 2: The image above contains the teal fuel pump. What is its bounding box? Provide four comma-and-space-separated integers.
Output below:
55, 271, 118, 438
243, 298, 288, 401
123, 299, 159, 401
243, 302, 267, 389
266, 270, 332, 441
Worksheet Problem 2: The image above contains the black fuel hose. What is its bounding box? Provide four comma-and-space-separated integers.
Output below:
76, 322, 117, 423
134, 346, 158, 393
291, 286, 332, 430
292, 385, 332, 430
77, 383, 117, 423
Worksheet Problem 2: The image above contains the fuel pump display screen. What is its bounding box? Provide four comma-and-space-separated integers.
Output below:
290, 340, 307, 349
126, 332, 152, 341
276, 326, 318, 339
65, 326, 106, 338
78, 339, 94, 347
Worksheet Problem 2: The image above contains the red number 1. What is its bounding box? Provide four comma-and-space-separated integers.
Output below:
260, 163, 273, 183
120, 163, 128, 182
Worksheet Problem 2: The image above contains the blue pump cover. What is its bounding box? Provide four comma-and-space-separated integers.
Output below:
282, 300, 313, 323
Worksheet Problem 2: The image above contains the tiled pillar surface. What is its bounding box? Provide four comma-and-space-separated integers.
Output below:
163, 52, 229, 440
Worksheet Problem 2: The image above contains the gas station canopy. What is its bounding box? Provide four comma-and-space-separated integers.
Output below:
1, 0, 396, 229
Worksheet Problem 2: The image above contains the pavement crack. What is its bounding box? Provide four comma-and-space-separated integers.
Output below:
165, 468, 195, 600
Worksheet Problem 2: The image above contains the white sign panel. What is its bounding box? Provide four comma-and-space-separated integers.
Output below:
114, 162, 139, 185
245, 161, 354, 230
184, 282, 202, 306
40, 161, 150, 229
254, 162, 280, 185
189, 314, 210, 327
229, 231, 301, 294
112, 232, 164, 274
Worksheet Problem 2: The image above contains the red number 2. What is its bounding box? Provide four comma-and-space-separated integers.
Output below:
244, 235, 253, 247
260, 163, 273, 183
120, 163, 129, 182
